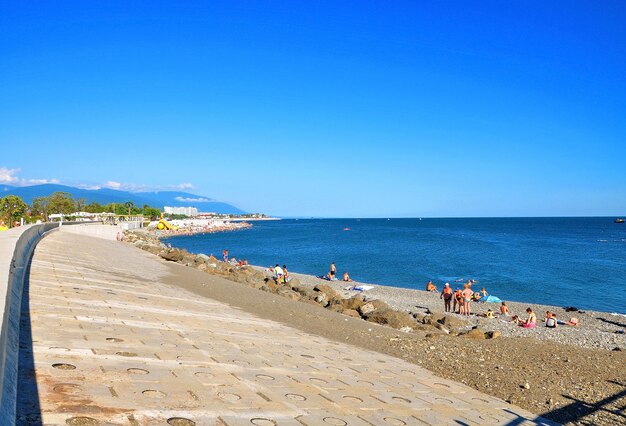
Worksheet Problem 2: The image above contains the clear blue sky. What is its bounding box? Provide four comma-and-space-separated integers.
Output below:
1, 1, 625, 217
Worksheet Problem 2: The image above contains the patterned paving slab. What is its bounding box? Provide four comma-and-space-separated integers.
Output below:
16, 231, 556, 425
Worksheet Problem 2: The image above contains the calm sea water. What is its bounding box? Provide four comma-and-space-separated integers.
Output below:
167, 218, 626, 313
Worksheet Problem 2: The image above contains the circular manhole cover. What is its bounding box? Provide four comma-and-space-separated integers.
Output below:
142, 389, 166, 399
127, 368, 149, 375
218, 392, 241, 402
167, 418, 196, 426
52, 363, 76, 370
322, 418, 347, 426
255, 374, 275, 381
250, 419, 277, 426
53, 383, 81, 394
66, 417, 99, 426
285, 393, 306, 401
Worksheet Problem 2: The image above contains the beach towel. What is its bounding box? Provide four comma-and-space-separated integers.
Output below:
346, 285, 375, 292
482, 295, 502, 303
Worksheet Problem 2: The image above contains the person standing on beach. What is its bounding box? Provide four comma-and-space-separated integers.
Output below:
274, 264, 284, 283
329, 262, 336, 280
440, 283, 453, 312
461, 283, 473, 316
222, 249, 229, 262
453, 288, 464, 314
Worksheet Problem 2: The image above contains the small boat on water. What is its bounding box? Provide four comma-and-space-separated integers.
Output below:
343, 227, 350, 231
615, 218, 625, 223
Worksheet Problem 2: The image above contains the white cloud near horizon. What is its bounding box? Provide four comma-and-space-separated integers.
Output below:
174, 182, 194, 189
104, 181, 122, 189
0, 167, 60, 186
175, 196, 210, 202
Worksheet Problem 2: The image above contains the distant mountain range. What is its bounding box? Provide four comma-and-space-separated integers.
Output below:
0, 184, 246, 215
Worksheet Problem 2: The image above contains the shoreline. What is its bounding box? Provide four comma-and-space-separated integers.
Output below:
283, 269, 626, 351
132, 229, 625, 351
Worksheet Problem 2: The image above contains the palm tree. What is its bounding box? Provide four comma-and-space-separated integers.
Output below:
124, 201, 134, 216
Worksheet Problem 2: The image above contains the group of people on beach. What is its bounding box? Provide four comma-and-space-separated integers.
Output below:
322, 262, 353, 282
430, 279, 580, 329
271, 264, 290, 284
221, 249, 249, 267
433, 279, 486, 316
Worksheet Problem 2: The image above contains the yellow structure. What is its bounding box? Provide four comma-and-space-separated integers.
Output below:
156, 217, 178, 230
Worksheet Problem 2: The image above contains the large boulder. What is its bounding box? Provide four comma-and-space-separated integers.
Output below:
364, 309, 415, 330
291, 282, 315, 299
314, 293, 330, 307
463, 328, 487, 339
196, 253, 210, 263
160, 249, 183, 262
358, 302, 376, 316
342, 295, 365, 311
314, 284, 339, 300
441, 315, 468, 329
357, 299, 390, 316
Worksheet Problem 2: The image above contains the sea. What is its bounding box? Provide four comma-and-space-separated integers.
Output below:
166, 217, 626, 314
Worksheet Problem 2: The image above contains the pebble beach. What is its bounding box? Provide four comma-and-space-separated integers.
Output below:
286, 270, 626, 352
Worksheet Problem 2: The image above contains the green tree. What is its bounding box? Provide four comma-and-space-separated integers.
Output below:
142, 206, 162, 220
47, 192, 76, 215
31, 196, 49, 219
84, 202, 104, 213
75, 197, 86, 212
0, 195, 28, 227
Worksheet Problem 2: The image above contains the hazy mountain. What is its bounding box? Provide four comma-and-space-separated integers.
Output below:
0, 184, 246, 214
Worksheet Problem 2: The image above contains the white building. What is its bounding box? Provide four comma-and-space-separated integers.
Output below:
164, 206, 198, 217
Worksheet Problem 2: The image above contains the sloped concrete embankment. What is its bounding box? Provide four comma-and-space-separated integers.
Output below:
0, 224, 59, 423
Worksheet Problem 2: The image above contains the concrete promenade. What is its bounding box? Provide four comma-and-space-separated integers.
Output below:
17, 229, 555, 425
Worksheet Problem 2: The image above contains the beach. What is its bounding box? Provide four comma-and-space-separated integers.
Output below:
286, 271, 626, 352
125, 230, 626, 425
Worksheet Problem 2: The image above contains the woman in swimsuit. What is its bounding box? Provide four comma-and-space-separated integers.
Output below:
461, 284, 473, 316
520, 307, 537, 328
453, 289, 464, 314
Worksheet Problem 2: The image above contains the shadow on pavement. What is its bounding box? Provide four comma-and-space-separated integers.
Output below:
16, 257, 42, 425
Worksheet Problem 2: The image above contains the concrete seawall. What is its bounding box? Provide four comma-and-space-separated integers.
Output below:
0, 224, 58, 423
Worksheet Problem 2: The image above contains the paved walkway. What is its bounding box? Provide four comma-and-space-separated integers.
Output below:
17, 230, 555, 425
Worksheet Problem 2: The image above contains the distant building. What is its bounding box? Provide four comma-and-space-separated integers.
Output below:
164, 206, 198, 217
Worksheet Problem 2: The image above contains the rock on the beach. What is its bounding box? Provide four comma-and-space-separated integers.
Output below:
160, 249, 183, 262
196, 253, 210, 262
358, 302, 376, 316
441, 315, 468, 330
314, 284, 339, 300
364, 309, 415, 330
315, 293, 329, 307
342, 295, 365, 311
486, 330, 501, 339
463, 328, 487, 339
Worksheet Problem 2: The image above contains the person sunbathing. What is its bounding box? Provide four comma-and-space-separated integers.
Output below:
519, 308, 537, 328
546, 312, 558, 328
426, 281, 438, 292
343, 272, 353, 282
500, 302, 509, 316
